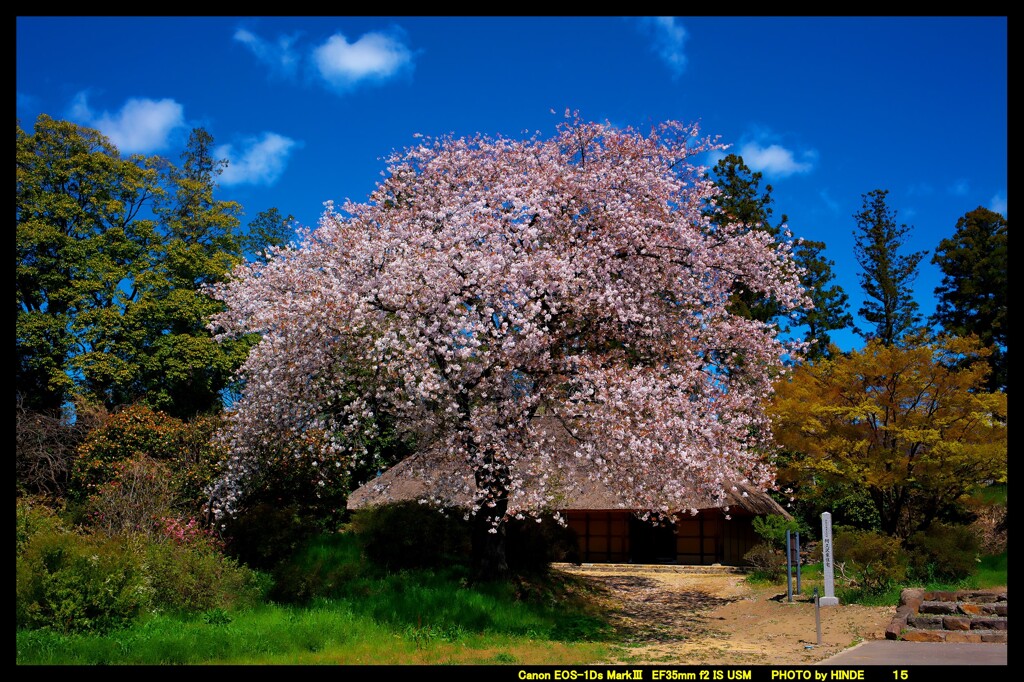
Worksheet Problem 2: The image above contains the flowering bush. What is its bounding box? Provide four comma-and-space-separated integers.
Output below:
71, 404, 226, 518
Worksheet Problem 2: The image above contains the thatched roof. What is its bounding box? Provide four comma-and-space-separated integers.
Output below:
346, 450, 791, 519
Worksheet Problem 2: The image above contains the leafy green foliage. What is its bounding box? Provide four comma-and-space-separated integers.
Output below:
751, 513, 811, 549
705, 154, 851, 360
144, 529, 266, 614
931, 206, 1007, 391
16, 497, 264, 633
16, 115, 163, 415
833, 527, 907, 595
349, 501, 472, 572
769, 335, 1007, 540
244, 207, 296, 262
16, 115, 291, 420
906, 523, 981, 583
789, 239, 853, 360
851, 189, 927, 346
705, 154, 785, 323
70, 404, 226, 516
16, 527, 151, 633
16, 496, 68, 555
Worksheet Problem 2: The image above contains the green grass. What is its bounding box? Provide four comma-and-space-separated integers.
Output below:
775, 550, 1008, 608
16, 530, 1007, 665
16, 532, 616, 665
969, 483, 1007, 506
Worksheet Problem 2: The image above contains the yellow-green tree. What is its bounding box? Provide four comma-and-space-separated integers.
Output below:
768, 335, 1006, 540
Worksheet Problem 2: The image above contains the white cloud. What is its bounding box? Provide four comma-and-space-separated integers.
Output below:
216, 132, 300, 186
639, 17, 688, 78
990, 193, 1007, 216
234, 28, 300, 78
69, 93, 185, 154
739, 141, 815, 178
312, 30, 414, 91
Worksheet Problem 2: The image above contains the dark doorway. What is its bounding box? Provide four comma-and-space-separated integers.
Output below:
629, 516, 677, 563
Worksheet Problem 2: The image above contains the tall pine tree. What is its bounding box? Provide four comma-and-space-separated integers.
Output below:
851, 189, 926, 347
707, 154, 851, 360
931, 206, 1007, 391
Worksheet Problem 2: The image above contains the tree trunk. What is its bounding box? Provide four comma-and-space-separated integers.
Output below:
471, 502, 510, 582
470, 445, 511, 582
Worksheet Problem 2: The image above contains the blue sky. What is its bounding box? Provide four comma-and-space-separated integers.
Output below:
16, 16, 1007, 352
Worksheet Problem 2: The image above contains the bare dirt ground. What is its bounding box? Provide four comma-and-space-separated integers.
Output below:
556, 564, 894, 666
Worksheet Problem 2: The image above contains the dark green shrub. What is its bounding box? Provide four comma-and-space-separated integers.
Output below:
269, 531, 365, 603
349, 501, 472, 571
506, 514, 580, 575
751, 514, 811, 549
70, 404, 225, 515
742, 542, 786, 581
218, 439, 352, 570
833, 527, 907, 594
220, 501, 322, 571
16, 496, 66, 555
906, 522, 980, 583
16, 529, 151, 633
144, 532, 265, 613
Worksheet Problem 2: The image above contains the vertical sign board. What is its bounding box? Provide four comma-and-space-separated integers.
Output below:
820, 512, 839, 606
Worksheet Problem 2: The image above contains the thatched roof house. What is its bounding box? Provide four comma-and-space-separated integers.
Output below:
347, 448, 791, 566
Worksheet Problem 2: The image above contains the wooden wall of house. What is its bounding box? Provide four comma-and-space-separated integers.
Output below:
564, 511, 631, 562
564, 509, 760, 566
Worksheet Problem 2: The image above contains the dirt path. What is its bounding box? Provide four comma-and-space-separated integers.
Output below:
556, 564, 894, 666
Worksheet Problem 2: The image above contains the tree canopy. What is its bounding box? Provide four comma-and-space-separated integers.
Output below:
705, 154, 851, 360
931, 206, 1007, 392
208, 114, 809, 577
851, 189, 927, 347
16, 116, 282, 420
767, 335, 1006, 540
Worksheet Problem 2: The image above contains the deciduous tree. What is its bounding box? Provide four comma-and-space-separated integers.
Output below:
209, 114, 809, 579
16, 115, 162, 416
16, 116, 283, 420
767, 335, 1006, 540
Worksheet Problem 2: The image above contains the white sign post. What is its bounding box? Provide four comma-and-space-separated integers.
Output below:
820, 512, 839, 606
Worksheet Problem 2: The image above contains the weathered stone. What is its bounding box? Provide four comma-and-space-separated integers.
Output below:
902, 629, 945, 642
981, 603, 1008, 617
944, 631, 983, 643
920, 600, 956, 614
980, 632, 1009, 643
942, 616, 972, 631
885, 617, 907, 640
908, 614, 945, 629
959, 603, 983, 616
900, 589, 924, 612
971, 618, 1007, 631
959, 591, 1002, 603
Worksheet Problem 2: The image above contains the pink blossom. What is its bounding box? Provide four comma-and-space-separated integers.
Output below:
206, 113, 808, 524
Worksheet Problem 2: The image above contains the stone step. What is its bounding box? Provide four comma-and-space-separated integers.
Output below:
887, 588, 1007, 643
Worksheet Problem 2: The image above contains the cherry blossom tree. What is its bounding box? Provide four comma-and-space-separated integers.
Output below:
207, 113, 809, 578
